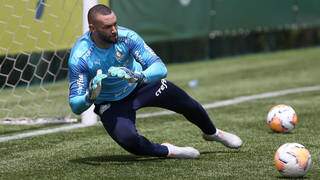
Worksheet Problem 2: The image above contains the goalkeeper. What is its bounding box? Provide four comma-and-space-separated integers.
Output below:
68, 4, 242, 159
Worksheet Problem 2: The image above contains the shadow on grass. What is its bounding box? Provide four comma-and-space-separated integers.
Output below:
70, 155, 166, 166
70, 150, 244, 166
200, 150, 244, 155
267, 131, 294, 135
276, 176, 309, 179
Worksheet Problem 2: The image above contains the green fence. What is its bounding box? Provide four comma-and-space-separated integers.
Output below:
111, 0, 320, 42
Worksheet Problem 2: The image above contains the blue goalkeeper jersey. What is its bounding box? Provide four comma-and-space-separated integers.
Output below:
68, 26, 167, 114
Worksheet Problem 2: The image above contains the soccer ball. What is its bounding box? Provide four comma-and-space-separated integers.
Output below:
266, 104, 298, 133
274, 143, 312, 177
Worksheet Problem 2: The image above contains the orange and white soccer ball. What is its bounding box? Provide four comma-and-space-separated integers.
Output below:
274, 143, 312, 177
266, 104, 298, 133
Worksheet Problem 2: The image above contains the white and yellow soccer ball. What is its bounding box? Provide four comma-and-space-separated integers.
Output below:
266, 104, 298, 133
274, 143, 312, 177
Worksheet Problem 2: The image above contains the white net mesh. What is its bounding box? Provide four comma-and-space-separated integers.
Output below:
0, 0, 83, 124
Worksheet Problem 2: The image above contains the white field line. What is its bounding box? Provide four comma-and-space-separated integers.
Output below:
137, 85, 320, 118
0, 123, 89, 142
1, 85, 320, 143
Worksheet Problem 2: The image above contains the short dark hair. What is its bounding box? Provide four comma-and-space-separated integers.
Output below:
88, 4, 112, 24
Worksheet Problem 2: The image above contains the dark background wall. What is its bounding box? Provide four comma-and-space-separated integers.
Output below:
111, 0, 320, 62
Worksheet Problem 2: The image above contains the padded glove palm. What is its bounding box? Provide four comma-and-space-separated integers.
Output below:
108, 66, 145, 83
88, 69, 107, 100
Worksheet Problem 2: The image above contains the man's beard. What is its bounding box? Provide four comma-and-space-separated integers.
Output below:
97, 31, 117, 44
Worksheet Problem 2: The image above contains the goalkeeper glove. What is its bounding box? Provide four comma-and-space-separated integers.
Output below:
108, 66, 145, 83
87, 69, 107, 101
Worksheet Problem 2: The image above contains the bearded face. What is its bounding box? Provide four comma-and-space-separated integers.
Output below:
96, 27, 118, 43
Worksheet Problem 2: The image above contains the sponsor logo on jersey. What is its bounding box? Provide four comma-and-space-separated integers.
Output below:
155, 79, 168, 96
134, 50, 146, 66
76, 74, 84, 94
82, 46, 94, 60
99, 104, 111, 115
115, 51, 123, 61
94, 59, 101, 66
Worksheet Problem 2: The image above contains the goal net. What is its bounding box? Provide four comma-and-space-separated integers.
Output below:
0, 0, 100, 125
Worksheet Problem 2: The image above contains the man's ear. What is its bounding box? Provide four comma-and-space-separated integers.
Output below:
89, 24, 95, 32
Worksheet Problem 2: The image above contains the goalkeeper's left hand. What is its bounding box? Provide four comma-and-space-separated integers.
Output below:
108, 66, 145, 83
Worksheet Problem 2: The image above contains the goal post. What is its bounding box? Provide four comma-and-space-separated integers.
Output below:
81, 0, 98, 125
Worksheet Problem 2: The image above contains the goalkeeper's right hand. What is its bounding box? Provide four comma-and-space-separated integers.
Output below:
87, 69, 107, 101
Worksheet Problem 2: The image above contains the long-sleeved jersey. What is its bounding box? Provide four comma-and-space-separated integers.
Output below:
68, 26, 167, 114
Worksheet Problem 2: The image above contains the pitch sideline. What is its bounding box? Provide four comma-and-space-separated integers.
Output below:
1, 85, 320, 143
